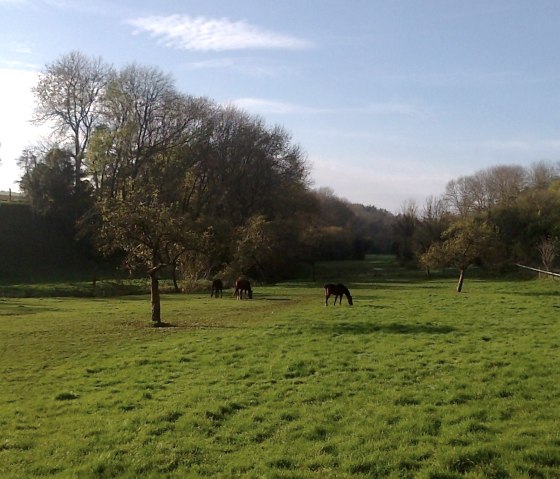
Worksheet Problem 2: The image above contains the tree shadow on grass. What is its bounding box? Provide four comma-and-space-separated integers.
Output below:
317, 321, 456, 335
513, 291, 560, 297
152, 321, 177, 328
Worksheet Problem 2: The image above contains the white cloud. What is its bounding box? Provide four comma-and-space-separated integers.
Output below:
184, 57, 294, 77
7, 40, 33, 54
479, 138, 560, 153
232, 98, 325, 115
127, 15, 312, 51
231, 97, 427, 118
363, 101, 427, 118
187, 58, 236, 70
0, 58, 38, 69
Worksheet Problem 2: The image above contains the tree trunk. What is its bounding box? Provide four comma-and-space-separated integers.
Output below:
456, 269, 465, 293
149, 270, 161, 324
171, 265, 180, 293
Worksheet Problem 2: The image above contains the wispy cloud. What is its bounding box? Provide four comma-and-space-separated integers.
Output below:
362, 101, 427, 117
232, 97, 427, 118
7, 40, 32, 54
232, 98, 326, 115
0, 58, 38, 70
184, 57, 294, 77
127, 15, 312, 51
478, 138, 560, 153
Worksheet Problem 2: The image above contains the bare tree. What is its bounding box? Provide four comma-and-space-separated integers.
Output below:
527, 161, 558, 190
445, 165, 528, 217
32, 51, 113, 187
538, 236, 558, 272
484, 165, 526, 207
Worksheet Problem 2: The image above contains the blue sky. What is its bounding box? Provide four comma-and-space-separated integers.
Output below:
1, 0, 560, 212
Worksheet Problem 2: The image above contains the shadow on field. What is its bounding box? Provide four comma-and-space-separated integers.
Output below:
514, 290, 560, 297
317, 321, 456, 335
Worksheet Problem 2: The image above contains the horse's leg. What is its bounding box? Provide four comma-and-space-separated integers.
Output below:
325, 292, 330, 306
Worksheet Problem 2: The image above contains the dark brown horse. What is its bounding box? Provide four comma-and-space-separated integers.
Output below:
211, 278, 223, 298
234, 278, 252, 300
324, 283, 353, 306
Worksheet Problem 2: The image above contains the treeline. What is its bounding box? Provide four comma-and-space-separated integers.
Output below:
13, 51, 560, 314
392, 161, 560, 291
13, 52, 393, 317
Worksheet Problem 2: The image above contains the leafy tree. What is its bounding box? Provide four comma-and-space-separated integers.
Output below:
19, 147, 93, 237
97, 192, 205, 323
420, 217, 497, 292
393, 200, 419, 264
347, 202, 395, 254
89, 65, 206, 323
16, 148, 39, 178
25, 53, 318, 318
311, 188, 374, 260
491, 182, 560, 265
199, 105, 310, 226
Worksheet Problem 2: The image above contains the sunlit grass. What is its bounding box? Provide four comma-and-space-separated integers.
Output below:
1, 265, 559, 477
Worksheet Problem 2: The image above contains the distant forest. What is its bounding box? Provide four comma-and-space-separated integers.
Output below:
3, 51, 560, 293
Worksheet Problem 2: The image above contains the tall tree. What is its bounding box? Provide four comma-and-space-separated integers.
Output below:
32, 51, 113, 187
393, 200, 419, 263
538, 236, 558, 272
89, 64, 204, 199
19, 147, 93, 238
90, 65, 205, 323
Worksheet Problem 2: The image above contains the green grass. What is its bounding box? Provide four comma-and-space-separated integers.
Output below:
1, 260, 560, 478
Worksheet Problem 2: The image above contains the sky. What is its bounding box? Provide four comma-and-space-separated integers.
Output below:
1, 0, 560, 212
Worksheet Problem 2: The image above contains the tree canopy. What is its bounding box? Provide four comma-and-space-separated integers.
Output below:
24, 52, 393, 322
19, 50, 560, 311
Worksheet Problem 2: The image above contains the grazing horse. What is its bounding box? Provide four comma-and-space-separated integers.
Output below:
324, 283, 353, 306
211, 278, 223, 298
234, 278, 253, 300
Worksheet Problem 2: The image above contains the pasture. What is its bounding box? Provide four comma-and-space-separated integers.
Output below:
1, 259, 559, 478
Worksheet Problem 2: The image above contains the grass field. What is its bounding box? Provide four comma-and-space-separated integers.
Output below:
1, 258, 559, 478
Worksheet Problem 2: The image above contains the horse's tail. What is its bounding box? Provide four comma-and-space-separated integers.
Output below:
343, 286, 353, 305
